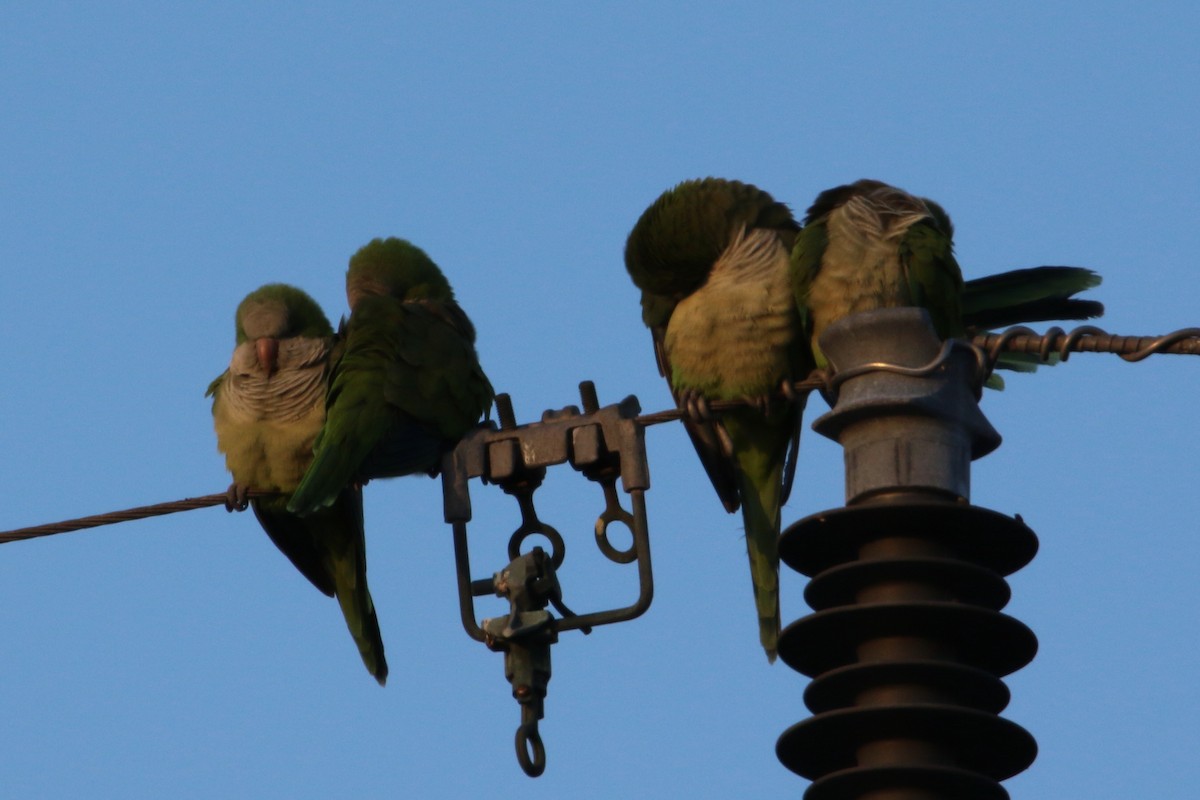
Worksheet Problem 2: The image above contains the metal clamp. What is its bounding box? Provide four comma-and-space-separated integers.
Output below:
481, 547, 563, 777
440, 381, 655, 775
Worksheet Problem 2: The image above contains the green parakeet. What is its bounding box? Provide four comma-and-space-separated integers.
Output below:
792, 179, 1103, 377
208, 283, 388, 685
625, 177, 814, 662
287, 238, 494, 516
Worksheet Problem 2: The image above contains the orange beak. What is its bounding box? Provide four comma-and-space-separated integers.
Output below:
256, 337, 279, 377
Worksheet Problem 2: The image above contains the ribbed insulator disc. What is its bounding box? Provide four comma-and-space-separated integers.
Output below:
780, 501, 1038, 577
803, 659, 1011, 714
804, 555, 1012, 610
776, 704, 1037, 781
805, 764, 1012, 800
778, 601, 1038, 678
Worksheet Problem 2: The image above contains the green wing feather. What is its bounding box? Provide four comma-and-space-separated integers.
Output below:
898, 217, 965, 340
288, 295, 493, 514
648, 325, 742, 513
790, 219, 826, 363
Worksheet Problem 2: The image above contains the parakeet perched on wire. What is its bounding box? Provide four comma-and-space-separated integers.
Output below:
287, 238, 494, 516
625, 178, 813, 662
208, 283, 387, 684
791, 179, 1103, 379
625, 177, 1103, 662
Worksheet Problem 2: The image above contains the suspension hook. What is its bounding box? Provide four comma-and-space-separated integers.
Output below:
483, 547, 563, 776
515, 705, 546, 776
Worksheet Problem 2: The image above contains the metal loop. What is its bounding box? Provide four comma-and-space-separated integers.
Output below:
984, 325, 1038, 366
1038, 326, 1065, 362
508, 521, 565, 570
1056, 324, 1107, 362
507, 494, 566, 569
594, 482, 637, 565
515, 722, 546, 777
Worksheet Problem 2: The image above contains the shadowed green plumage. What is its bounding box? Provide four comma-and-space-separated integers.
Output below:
626, 178, 1103, 661
962, 266, 1103, 332
792, 179, 1103, 381
626, 178, 813, 662
287, 238, 494, 516
207, 283, 388, 685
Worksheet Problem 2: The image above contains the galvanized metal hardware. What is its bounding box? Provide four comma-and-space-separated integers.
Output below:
481, 547, 559, 777
440, 381, 654, 776
777, 309, 1038, 800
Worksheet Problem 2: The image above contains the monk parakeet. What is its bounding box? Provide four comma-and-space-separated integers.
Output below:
287, 238, 494, 516
792, 179, 1103, 377
625, 178, 814, 662
208, 283, 388, 684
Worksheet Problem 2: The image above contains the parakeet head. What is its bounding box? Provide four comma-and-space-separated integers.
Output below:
803, 179, 951, 238
346, 237, 455, 311
624, 177, 797, 298
801, 179, 888, 224
234, 284, 333, 344
231, 284, 333, 378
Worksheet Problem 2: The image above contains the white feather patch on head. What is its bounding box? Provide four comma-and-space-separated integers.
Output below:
838, 188, 930, 245
710, 224, 789, 286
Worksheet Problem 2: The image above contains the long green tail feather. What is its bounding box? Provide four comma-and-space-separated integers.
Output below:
331, 559, 388, 685
325, 488, 388, 685
963, 266, 1103, 330
962, 266, 1103, 381
725, 412, 786, 663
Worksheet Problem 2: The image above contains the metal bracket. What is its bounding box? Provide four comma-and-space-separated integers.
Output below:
439, 381, 654, 775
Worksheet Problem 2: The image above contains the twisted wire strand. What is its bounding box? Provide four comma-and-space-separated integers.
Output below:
973, 325, 1200, 363
4, 325, 1198, 545
0, 491, 275, 545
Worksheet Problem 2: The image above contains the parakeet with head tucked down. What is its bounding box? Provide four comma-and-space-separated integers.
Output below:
626, 177, 1103, 662
208, 283, 387, 684
287, 238, 494, 516
791, 179, 1103, 377
625, 178, 813, 662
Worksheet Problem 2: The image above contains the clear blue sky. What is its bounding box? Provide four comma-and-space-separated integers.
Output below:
3, 4, 1199, 798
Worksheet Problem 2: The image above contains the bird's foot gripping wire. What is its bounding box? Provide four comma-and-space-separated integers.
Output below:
676, 387, 712, 423
741, 391, 774, 417
223, 483, 250, 512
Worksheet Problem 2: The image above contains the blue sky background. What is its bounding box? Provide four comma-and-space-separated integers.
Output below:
3, 3, 1199, 798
